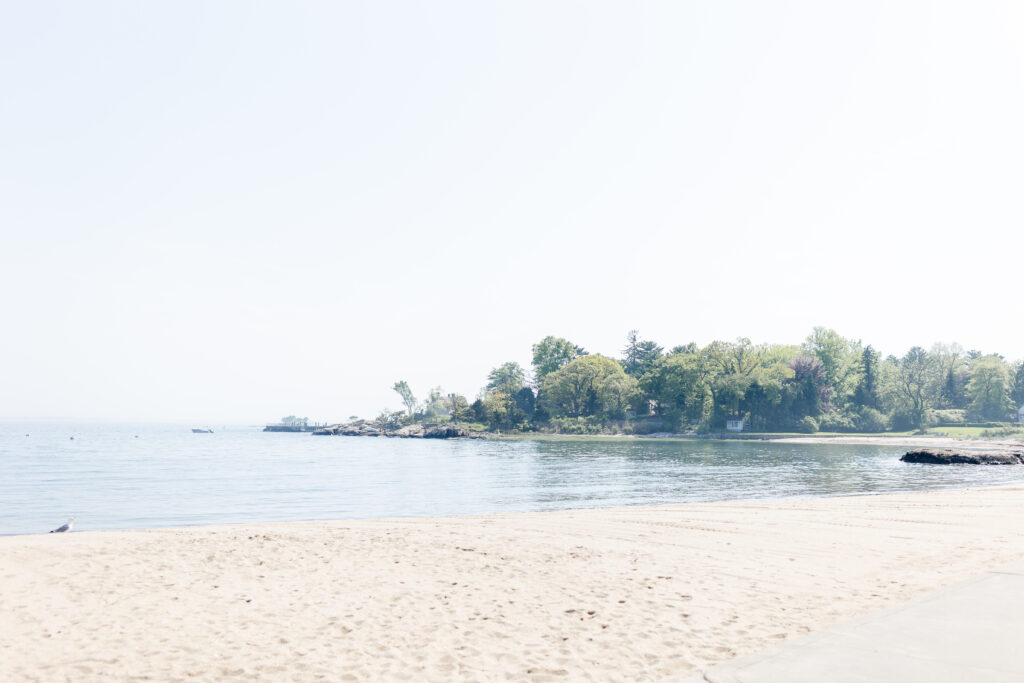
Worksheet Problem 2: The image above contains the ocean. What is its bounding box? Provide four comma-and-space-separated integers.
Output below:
2, 420, 1020, 536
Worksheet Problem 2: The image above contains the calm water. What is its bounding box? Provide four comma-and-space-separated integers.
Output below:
2, 421, 1022, 536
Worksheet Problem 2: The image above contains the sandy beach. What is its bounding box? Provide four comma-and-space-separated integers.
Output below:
763, 435, 1024, 448
5, 486, 1024, 681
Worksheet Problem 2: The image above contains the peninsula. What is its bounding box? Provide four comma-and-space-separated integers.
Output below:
330, 329, 1024, 444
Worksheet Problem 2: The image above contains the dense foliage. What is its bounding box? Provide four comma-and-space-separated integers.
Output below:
387, 330, 1023, 434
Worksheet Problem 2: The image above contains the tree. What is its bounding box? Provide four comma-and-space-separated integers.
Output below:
1012, 362, 1024, 408
514, 386, 537, 419
481, 391, 513, 429
642, 353, 705, 426
931, 343, 967, 409
787, 355, 831, 420
596, 373, 640, 419
531, 336, 587, 382
373, 409, 404, 432
392, 381, 417, 417
446, 394, 471, 422
622, 330, 641, 375
486, 362, 527, 396
803, 327, 860, 408
622, 330, 664, 377
852, 345, 880, 410
966, 355, 1013, 420
422, 386, 447, 419
893, 347, 937, 429
635, 341, 664, 375
541, 356, 626, 418
709, 338, 761, 418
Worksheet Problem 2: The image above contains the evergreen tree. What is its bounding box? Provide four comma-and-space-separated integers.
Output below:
852, 345, 880, 409
622, 330, 663, 376
622, 330, 641, 375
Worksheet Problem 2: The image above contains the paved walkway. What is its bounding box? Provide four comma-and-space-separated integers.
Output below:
697, 561, 1024, 682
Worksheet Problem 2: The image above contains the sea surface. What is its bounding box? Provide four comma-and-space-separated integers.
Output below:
2, 421, 1023, 536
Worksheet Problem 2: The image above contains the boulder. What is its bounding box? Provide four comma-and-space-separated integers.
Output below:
312, 421, 485, 439
423, 425, 472, 439
393, 424, 425, 438
901, 449, 1024, 465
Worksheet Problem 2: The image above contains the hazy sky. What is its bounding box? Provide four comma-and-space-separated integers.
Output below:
2, 1, 1022, 422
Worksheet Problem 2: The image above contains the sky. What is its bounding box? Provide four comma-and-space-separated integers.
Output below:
1, 1, 1022, 422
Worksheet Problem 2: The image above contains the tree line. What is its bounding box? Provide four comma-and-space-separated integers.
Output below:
382, 329, 1024, 435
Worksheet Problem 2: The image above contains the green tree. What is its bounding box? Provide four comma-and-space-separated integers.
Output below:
514, 386, 537, 419
392, 381, 417, 417
486, 362, 527, 396
445, 394, 471, 422
421, 386, 447, 419
622, 331, 663, 377
531, 336, 587, 381
481, 390, 512, 429
596, 372, 640, 419
966, 355, 1013, 420
852, 345, 880, 410
931, 343, 967, 408
803, 327, 860, 407
373, 409, 405, 431
786, 355, 831, 421
541, 356, 626, 418
1011, 362, 1024, 408
641, 352, 706, 427
893, 347, 937, 429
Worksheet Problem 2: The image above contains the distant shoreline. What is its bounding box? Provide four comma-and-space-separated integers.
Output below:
487, 431, 1024, 449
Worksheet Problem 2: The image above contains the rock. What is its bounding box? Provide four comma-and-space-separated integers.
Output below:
423, 425, 474, 439
313, 421, 384, 437
393, 424, 425, 438
312, 420, 484, 439
901, 448, 1024, 465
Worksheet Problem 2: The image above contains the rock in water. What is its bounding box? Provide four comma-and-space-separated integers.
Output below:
901, 449, 1024, 465
423, 425, 470, 439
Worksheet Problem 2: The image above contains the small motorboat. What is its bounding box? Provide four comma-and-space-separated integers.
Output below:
192, 428, 214, 434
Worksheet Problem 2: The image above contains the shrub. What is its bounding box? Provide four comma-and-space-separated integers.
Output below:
980, 426, 1024, 438
547, 416, 604, 434
796, 416, 819, 434
855, 407, 889, 433
932, 409, 967, 425
818, 412, 857, 433
890, 409, 937, 432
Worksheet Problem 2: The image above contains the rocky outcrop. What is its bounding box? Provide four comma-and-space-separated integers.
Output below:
313, 420, 382, 437
394, 424, 425, 438
901, 448, 1024, 465
312, 421, 482, 439
423, 425, 477, 439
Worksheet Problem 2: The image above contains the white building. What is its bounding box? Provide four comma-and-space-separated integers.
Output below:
726, 416, 745, 432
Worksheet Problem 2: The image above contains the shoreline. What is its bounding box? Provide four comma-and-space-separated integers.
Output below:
490, 431, 1024, 449
6, 486, 1024, 679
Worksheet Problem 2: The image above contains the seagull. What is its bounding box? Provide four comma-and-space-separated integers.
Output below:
50, 518, 75, 533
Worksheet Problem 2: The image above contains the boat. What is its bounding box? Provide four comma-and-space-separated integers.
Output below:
191, 428, 214, 434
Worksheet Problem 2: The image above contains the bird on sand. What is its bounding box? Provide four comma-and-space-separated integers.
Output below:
50, 518, 75, 533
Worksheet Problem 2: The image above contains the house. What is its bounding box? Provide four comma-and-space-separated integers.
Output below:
726, 416, 745, 432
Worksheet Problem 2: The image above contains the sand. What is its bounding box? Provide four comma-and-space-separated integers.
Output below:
5, 486, 1024, 681
764, 435, 1024, 448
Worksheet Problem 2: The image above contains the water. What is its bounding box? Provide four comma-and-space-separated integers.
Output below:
3, 421, 1023, 536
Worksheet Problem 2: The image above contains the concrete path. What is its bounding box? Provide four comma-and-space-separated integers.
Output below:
699, 561, 1024, 682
